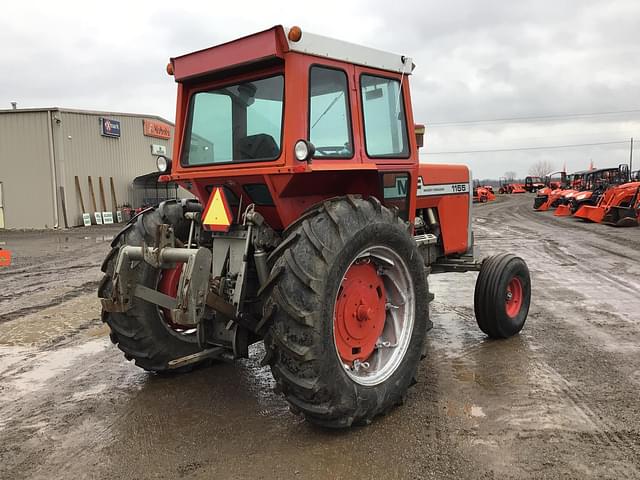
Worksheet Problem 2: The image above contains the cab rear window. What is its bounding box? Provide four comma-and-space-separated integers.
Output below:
182, 75, 284, 166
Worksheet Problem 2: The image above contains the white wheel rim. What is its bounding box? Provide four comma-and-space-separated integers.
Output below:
332, 245, 416, 386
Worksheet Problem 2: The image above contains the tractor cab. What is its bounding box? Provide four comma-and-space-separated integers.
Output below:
164, 25, 420, 231
544, 171, 567, 189
581, 165, 629, 192
524, 176, 545, 192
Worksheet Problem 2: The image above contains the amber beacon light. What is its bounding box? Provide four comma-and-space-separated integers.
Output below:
288, 26, 302, 42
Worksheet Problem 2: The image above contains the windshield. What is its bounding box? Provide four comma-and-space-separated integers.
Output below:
182, 75, 284, 166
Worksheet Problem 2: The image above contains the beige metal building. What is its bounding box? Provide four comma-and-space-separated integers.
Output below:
0, 107, 176, 229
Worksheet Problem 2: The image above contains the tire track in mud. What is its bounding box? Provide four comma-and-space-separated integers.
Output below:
0, 280, 102, 324
470, 196, 640, 476
432, 303, 640, 477
512, 196, 640, 252
0, 243, 105, 324
539, 362, 640, 469
0, 262, 98, 280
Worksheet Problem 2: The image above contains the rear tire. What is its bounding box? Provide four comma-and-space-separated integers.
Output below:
98, 201, 205, 373
263, 196, 430, 428
474, 253, 530, 338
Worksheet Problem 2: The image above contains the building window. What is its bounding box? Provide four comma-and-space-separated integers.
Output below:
360, 74, 409, 158
309, 67, 353, 158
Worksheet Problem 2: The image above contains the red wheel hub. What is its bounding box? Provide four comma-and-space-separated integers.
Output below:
505, 276, 523, 318
158, 264, 189, 329
334, 262, 387, 363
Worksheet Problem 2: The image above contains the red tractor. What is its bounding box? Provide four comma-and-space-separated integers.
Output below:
499, 177, 526, 194
473, 181, 495, 203
99, 26, 531, 428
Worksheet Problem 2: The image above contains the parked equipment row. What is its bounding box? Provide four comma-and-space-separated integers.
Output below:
532, 166, 640, 227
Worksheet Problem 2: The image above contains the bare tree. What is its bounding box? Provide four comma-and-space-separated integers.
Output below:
504, 171, 517, 181
528, 160, 555, 178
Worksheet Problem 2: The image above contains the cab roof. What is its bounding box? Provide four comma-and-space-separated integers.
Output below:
170, 25, 413, 82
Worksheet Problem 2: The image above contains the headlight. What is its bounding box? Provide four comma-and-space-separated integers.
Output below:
294, 139, 315, 161
156, 155, 170, 172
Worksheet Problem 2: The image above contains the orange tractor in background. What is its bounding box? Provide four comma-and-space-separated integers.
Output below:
99, 26, 531, 428
554, 165, 629, 216
499, 177, 526, 194
473, 181, 496, 203
575, 180, 640, 226
545, 171, 567, 190
533, 171, 576, 211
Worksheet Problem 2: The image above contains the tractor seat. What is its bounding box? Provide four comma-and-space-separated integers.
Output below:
235, 134, 279, 160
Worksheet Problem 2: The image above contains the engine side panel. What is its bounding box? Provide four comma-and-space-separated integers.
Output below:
416, 164, 471, 255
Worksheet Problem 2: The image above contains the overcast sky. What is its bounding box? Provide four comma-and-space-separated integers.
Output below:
2, 0, 639, 178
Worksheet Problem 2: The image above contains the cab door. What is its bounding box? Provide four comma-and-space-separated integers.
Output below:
353, 65, 419, 220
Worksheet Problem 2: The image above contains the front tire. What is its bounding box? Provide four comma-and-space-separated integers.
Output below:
263, 196, 430, 428
474, 253, 531, 338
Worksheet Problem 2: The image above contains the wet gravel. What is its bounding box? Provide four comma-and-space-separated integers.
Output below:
1, 195, 640, 479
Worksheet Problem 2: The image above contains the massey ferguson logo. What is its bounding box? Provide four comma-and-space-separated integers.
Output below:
101, 118, 121, 137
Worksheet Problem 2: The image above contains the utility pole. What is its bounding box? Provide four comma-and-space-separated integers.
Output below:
630, 137, 634, 174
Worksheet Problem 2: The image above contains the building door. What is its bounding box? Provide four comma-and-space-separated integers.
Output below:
0, 182, 5, 229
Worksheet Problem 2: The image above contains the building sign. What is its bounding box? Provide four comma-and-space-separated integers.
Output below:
100, 118, 121, 138
143, 119, 171, 139
151, 144, 167, 156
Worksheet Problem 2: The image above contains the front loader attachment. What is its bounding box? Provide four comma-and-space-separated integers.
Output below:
533, 195, 549, 210
554, 204, 572, 216
574, 205, 604, 223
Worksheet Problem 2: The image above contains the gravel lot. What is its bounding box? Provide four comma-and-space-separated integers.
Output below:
1, 194, 640, 479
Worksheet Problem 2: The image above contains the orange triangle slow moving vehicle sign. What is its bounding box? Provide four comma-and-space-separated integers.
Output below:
203, 187, 233, 232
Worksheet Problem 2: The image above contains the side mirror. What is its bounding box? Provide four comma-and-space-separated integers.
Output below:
156, 155, 172, 173
294, 139, 315, 162
415, 124, 425, 149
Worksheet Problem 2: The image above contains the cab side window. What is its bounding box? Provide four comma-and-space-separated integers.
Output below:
309, 67, 353, 158
360, 74, 409, 158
